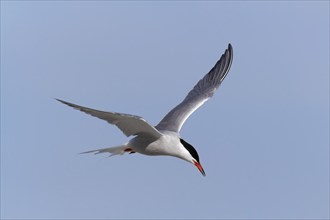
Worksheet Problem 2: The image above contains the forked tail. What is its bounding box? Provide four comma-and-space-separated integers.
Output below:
81, 145, 135, 156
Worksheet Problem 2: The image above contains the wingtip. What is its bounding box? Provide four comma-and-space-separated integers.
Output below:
55, 98, 65, 104
55, 98, 74, 107
228, 43, 233, 52
79, 150, 96, 155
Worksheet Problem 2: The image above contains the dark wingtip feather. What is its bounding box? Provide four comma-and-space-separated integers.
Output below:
218, 43, 233, 83
55, 98, 69, 106
55, 98, 79, 109
228, 43, 233, 52
209, 43, 233, 85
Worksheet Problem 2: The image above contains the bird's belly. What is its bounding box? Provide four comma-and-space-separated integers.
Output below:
128, 134, 180, 156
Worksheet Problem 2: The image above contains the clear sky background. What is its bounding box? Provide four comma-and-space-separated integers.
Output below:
1, 1, 329, 219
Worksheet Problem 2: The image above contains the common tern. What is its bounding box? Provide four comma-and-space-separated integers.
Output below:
57, 43, 233, 176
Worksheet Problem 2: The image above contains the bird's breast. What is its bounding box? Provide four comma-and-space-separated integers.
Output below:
129, 133, 182, 156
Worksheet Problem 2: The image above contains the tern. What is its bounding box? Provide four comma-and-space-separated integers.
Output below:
57, 43, 233, 176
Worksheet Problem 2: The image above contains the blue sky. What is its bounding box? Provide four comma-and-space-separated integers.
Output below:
1, 1, 329, 219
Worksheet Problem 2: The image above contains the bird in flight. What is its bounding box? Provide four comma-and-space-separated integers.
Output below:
57, 44, 233, 176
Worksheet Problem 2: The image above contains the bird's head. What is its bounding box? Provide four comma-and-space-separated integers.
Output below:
180, 138, 206, 176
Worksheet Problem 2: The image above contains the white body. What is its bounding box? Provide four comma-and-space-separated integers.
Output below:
128, 131, 190, 161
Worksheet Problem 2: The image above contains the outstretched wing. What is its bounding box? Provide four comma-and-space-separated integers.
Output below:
156, 44, 233, 133
56, 99, 162, 140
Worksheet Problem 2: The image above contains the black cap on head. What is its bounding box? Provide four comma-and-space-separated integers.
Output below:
180, 138, 200, 163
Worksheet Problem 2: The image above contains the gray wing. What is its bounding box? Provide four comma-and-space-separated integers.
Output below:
56, 99, 162, 140
156, 44, 233, 133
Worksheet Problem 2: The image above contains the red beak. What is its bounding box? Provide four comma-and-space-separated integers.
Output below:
194, 161, 206, 176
